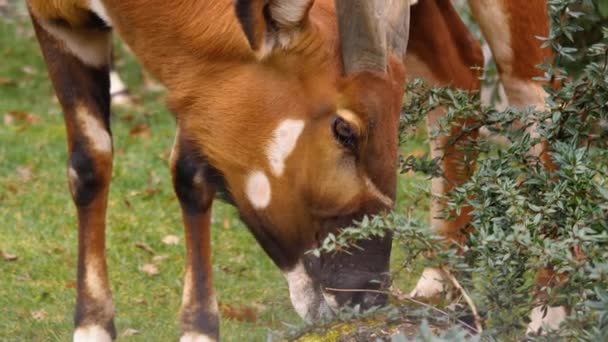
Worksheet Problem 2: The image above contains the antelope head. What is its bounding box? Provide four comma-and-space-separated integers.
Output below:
169, 0, 410, 321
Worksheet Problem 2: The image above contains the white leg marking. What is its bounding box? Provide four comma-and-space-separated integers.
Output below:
68, 167, 80, 197
364, 176, 394, 208
527, 305, 567, 334
267, 119, 305, 177
39, 21, 111, 68
245, 171, 272, 209
179, 333, 217, 342
284, 262, 332, 321
88, 0, 113, 26
73, 325, 112, 342
409, 267, 447, 299
501, 76, 548, 110
76, 104, 112, 154
109, 71, 127, 96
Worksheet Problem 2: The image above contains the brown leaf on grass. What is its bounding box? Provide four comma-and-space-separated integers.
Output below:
134, 297, 147, 305
140, 263, 159, 276
31, 309, 47, 320
4, 110, 42, 126
1, 250, 18, 261
162, 235, 180, 245
220, 304, 257, 323
158, 148, 172, 161
222, 217, 231, 230
129, 122, 151, 138
65, 280, 77, 289
21, 65, 37, 75
121, 328, 140, 337
16, 165, 33, 182
152, 255, 168, 264
120, 114, 135, 122
134, 242, 156, 255
0, 76, 15, 86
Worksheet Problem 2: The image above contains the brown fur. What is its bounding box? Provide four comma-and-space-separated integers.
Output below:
28, 0, 407, 338
28, 0, 558, 338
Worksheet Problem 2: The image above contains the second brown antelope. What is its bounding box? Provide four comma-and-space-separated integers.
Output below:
25, 0, 561, 340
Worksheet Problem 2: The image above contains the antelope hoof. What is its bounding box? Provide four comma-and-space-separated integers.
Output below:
526, 305, 566, 335
409, 267, 447, 300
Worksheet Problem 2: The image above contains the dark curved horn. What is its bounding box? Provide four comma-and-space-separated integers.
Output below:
336, 0, 411, 74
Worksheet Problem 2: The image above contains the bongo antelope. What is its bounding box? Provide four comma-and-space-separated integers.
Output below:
27, 0, 409, 340
26, 0, 560, 340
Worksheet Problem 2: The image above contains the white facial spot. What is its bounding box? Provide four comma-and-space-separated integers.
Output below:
284, 262, 332, 321
73, 325, 112, 342
89, 0, 113, 26
180, 333, 217, 342
245, 171, 272, 209
76, 105, 112, 154
364, 177, 394, 208
409, 267, 447, 300
267, 119, 305, 177
527, 305, 567, 335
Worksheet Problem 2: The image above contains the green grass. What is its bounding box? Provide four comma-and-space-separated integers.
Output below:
0, 12, 430, 342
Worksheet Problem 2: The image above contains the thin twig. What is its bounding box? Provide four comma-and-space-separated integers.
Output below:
439, 266, 483, 334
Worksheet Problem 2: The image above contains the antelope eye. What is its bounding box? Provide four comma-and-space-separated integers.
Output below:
331, 116, 358, 150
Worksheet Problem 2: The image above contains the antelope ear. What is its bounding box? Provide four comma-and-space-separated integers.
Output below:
235, 0, 314, 59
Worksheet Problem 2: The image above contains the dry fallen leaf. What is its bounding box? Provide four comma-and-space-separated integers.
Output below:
4, 110, 42, 126
222, 217, 231, 230
65, 280, 77, 289
162, 235, 180, 245
129, 122, 151, 138
140, 263, 159, 276
220, 304, 257, 323
16, 165, 33, 182
0, 76, 15, 86
134, 242, 156, 255
21, 65, 37, 75
152, 255, 168, 264
158, 148, 172, 161
1, 250, 18, 261
31, 309, 47, 320
134, 297, 147, 305
120, 114, 135, 122
121, 328, 140, 337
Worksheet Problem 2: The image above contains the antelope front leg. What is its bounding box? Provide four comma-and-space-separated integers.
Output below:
29, 12, 116, 341
171, 135, 219, 341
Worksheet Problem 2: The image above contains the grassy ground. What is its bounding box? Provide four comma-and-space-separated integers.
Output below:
0, 8, 429, 342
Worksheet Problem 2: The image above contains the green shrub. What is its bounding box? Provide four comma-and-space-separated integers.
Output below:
290, 1, 608, 340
